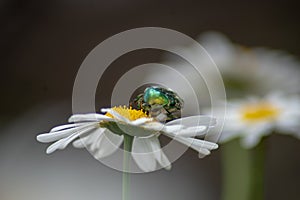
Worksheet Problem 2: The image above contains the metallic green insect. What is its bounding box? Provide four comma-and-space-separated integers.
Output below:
131, 86, 184, 121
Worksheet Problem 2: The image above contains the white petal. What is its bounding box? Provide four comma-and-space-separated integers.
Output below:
101, 108, 130, 123
166, 116, 216, 127
141, 122, 165, 132
158, 150, 172, 170
130, 117, 153, 126
148, 136, 171, 170
90, 129, 107, 152
163, 125, 184, 133
72, 138, 85, 148
46, 126, 96, 154
242, 133, 261, 149
117, 123, 156, 137
198, 148, 211, 157
219, 130, 241, 143
164, 133, 218, 156
37, 122, 98, 143
241, 124, 272, 148
92, 130, 124, 159
68, 113, 112, 123
50, 122, 88, 132
72, 128, 105, 149
132, 137, 157, 172
184, 137, 218, 150
171, 126, 208, 137
276, 114, 300, 134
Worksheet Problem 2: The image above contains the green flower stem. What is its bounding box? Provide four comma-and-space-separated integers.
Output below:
122, 134, 133, 200
221, 138, 265, 200
249, 139, 265, 200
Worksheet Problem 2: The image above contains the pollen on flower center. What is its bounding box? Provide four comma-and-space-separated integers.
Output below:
240, 102, 280, 122
106, 106, 149, 121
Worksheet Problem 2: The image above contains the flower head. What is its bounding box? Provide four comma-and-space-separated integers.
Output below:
156, 32, 300, 102
37, 106, 218, 172
218, 92, 300, 148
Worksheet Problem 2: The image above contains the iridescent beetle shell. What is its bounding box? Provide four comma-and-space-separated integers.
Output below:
132, 86, 184, 121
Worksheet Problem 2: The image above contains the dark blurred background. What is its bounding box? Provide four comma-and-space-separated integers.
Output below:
1, 0, 300, 200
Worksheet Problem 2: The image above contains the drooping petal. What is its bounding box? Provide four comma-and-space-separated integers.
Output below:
241, 123, 272, 148
167, 126, 208, 137
72, 127, 106, 149
72, 138, 85, 148
219, 122, 244, 143
45, 126, 96, 154
89, 129, 107, 152
184, 137, 218, 150
198, 149, 211, 157
132, 137, 157, 172
73, 129, 123, 157
148, 136, 171, 170
242, 132, 262, 149
158, 150, 172, 170
68, 113, 113, 123
164, 132, 218, 156
92, 130, 124, 159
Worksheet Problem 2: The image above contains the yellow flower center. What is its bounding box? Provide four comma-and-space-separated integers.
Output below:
240, 102, 280, 123
106, 106, 149, 121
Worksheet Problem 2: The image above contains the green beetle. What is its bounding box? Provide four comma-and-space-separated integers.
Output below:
131, 86, 184, 121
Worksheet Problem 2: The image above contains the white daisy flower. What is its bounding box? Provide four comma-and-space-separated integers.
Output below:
199, 32, 300, 96
155, 31, 300, 102
219, 92, 300, 148
37, 106, 218, 172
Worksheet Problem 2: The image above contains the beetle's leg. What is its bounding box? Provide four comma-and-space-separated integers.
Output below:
149, 105, 167, 122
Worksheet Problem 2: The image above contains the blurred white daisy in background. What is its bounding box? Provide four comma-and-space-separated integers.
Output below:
154, 31, 300, 103
199, 32, 300, 97
37, 106, 217, 172
196, 32, 300, 146
217, 92, 300, 148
